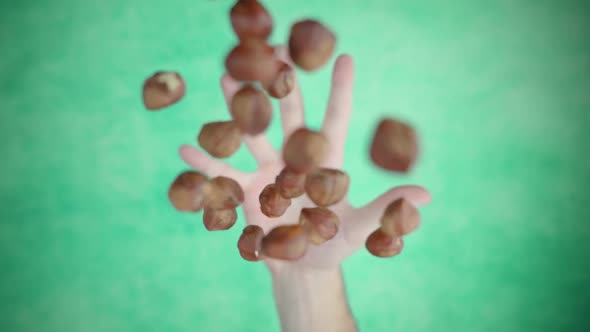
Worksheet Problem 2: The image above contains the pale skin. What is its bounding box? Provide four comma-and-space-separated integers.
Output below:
179, 46, 432, 332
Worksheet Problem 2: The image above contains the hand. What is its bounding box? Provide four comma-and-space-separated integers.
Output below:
178, 46, 431, 273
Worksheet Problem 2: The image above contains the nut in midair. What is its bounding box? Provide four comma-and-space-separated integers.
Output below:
380, 198, 420, 236
230, 84, 273, 136
237, 225, 265, 262
365, 229, 404, 258
288, 20, 336, 71
198, 121, 242, 158
142, 71, 186, 110
259, 184, 292, 218
230, 0, 273, 40
203, 208, 238, 231
225, 39, 279, 83
168, 171, 210, 212
206, 176, 245, 209
275, 167, 306, 198
261, 225, 308, 260
299, 207, 340, 245
263, 61, 295, 99
370, 118, 419, 173
283, 128, 329, 173
305, 168, 350, 207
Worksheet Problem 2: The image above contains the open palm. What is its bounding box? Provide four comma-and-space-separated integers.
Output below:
179, 47, 431, 273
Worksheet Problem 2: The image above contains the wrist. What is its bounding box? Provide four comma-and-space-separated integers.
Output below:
270, 264, 357, 332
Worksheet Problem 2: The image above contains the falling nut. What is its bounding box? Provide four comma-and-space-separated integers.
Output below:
275, 167, 306, 198
261, 225, 308, 260
299, 207, 340, 245
206, 176, 245, 209
259, 184, 292, 218
380, 198, 420, 236
142, 71, 186, 110
225, 39, 279, 83
305, 168, 350, 207
230, 84, 273, 136
230, 0, 273, 40
365, 229, 404, 258
237, 225, 265, 262
288, 20, 336, 71
168, 171, 210, 212
263, 61, 295, 99
203, 208, 238, 231
282, 128, 329, 173
370, 118, 419, 173
198, 121, 242, 158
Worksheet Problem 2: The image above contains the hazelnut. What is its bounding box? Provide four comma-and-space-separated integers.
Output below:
380, 198, 420, 236
237, 225, 265, 262
203, 208, 238, 231
282, 128, 329, 173
365, 229, 404, 258
304, 168, 350, 207
370, 118, 419, 173
230, 84, 273, 136
299, 207, 340, 245
259, 184, 292, 218
142, 71, 186, 110
197, 121, 242, 158
261, 225, 308, 260
206, 176, 245, 209
225, 39, 279, 83
168, 171, 210, 212
288, 20, 336, 71
263, 61, 295, 99
275, 167, 306, 198
230, 0, 273, 40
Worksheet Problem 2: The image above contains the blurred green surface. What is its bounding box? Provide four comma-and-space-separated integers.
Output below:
1, 0, 589, 331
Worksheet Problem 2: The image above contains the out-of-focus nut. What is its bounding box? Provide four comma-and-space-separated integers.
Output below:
299, 207, 340, 245
259, 184, 292, 218
263, 61, 295, 99
275, 167, 306, 198
288, 20, 336, 71
304, 168, 350, 207
230, 0, 273, 40
261, 225, 308, 260
365, 229, 404, 258
197, 121, 242, 158
142, 71, 186, 110
370, 118, 419, 173
230, 84, 272, 136
237, 225, 265, 262
282, 128, 329, 173
225, 40, 279, 83
380, 198, 420, 236
168, 171, 210, 212
203, 208, 238, 231
206, 176, 245, 209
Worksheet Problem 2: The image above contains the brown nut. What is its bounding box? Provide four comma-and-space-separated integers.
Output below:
263, 61, 295, 99
206, 176, 245, 209
365, 229, 404, 258
288, 20, 336, 71
304, 168, 350, 207
225, 39, 279, 83
230, 84, 273, 136
275, 167, 306, 198
237, 225, 265, 262
261, 225, 308, 260
230, 0, 273, 40
259, 184, 292, 218
203, 208, 238, 231
282, 128, 329, 173
299, 207, 340, 245
197, 121, 242, 158
381, 198, 420, 236
142, 71, 186, 110
370, 118, 419, 173
168, 171, 210, 212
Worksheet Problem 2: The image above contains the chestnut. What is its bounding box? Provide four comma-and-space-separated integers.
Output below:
230, 84, 273, 136
282, 128, 329, 173
263, 61, 295, 99
203, 208, 238, 231
380, 198, 420, 236
237, 225, 265, 262
261, 225, 308, 260
365, 229, 404, 258
275, 167, 306, 198
224, 39, 279, 83
299, 207, 340, 245
288, 19, 336, 71
168, 171, 210, 212
259, 184, 292, 218
198, 121, 242, 158
206, 176, 245, 209
142, 71, 186, 110
304, 168, 350, 207
370, 118, 419, 173
230, 0, 273, 40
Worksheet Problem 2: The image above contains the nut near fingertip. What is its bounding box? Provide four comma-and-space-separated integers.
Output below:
230, 0, 273, 41
198, 121, 242, 158
261, 225, 308, 260
299, 207, 340, 245
237, 225, 265, 262
230, 84, 273, 136
206, 176, 245, 209
225, 39, 279, 83
305, 168, 350, 207
365, 229, 404, 258
203, 208, 238, 231
275, 167, 306, 199
263, 61, 295, 99
259, 184, 292, 218
380, 198, 420, 236
288, 20, 336, 71
142, 71, 185, 110
282, 128, 329, 173
168, 171, 211, 212
370, 118, 419, 173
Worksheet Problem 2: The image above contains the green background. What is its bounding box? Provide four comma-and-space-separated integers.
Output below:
1, 0, 589, 331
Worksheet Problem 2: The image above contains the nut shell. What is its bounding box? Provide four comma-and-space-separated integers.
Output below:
230, 85, 273, 136
282, 128, 329, 173
370, 118, 419, 173
168, 171, 210, 212
304, 168, 350, 207
198, 121, 242, 158
142, 71, 186, 110
288, 20, 336, 71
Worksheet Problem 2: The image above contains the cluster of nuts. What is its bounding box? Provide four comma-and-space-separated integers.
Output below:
142, 0, 423, 262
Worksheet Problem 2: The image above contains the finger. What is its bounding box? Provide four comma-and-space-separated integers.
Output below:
274, 46, 305, 140
342, 185, 431, 246
320, 54, 355, 169
178, 144, 253, 188
221, 74, 278, 165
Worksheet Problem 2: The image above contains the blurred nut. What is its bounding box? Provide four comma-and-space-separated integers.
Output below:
261, 225, 308, 260
305, 168, 350, 207
380, 198, 420, 236
142, 71, 186, 110
225, 39, 279, 83
230, 0, 273, 40
288, 20, 336, 71
299, 207, 340, 245
263, 61, 295, 99
203, 208, 238, 231
259, 184, 292, 218
365, 229, 404, 258
370, 118, 419, 173
198, 121, 242, 158
275, 167, 306, 198
282, 128, 329, 173
237, 225, 265, 262
168, 171, 210, 212
230, 84, 272, 135
206, 176, 245, 209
